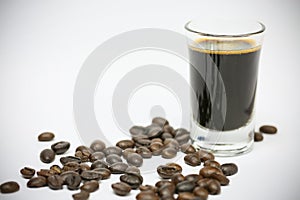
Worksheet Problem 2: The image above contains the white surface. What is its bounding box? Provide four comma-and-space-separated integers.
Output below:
0, 0, 300, 199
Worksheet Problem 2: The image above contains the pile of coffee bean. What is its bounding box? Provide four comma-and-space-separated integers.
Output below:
254, 125, 278, 142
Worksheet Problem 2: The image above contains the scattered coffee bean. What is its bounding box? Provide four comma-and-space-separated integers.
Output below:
40, 149, 55, 163
120, 172, 143, 189
199, 166, 223, 178
161, 132, 173, 140
92, 168, 111, 179
50, 165, 62, 175
196, 178, 211, 188
136, 191, 159, 200
122, 148, 135, 160
38, 132, 55, 141
195, 150, 215, 162
103, 146, 122, 156
149, 141, 163, 156
181, 143, 196, 154
254, 132, 264, 142
157, 163, 182, 179
176, 180, 195, 193
136, 146, 152, 158
207, 179, 221, 195
125, 166, 140, 174
90, 151, 105, 161
162, 147, 177, 159
221, 163, 238, 176
210, 173, 230, 186
259, 125, 277, 134
158, 182, 176, 197
81, 170, 102, 181
133, 136, 151, 147
27, 176, 47, 188
155, 180, 173, 188
129, 126, 146, 136
79, 163, 90, 172
193, 187, 208, 199
0, 181, 20, 193
184, 153, 201, 166
163, 125, 175, 135
91, 160, 109, 170
139, 185, 158, 193
109, 162, 128, 174
203, 160, 221, 169
36, 169, 53, 177
72, 190, 89, 200
47, 175, 63, 190
51, 141, 70, 155
60, 156, 81, 165
184, 174, 203, 183
112, 182, 131, 196
62, 162, 80, 172
152, 117, 169, 127
171, 173, 185, 185
80, 180, 99, 192
147, 126, 163, 139
177, 192, 200, 200
106, 154, 122, 165
75, 146, 92, 162
61, 171, 81, 190
90, 140, 106, 152
116, 139, 135, 150
126, 153, 143, 167
20, 167, 35, 179
164, 138, 180, 150
174, 128, 190, 145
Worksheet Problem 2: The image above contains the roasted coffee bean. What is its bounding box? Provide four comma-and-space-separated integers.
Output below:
193, 187, 208, 200
155, 180, 173, 188
152, 138, 163, 143
259, 125, 277, 134
62, 162, 80, 172
133, 136, 152, 147
122, 148, 136, 160
136, 191, 159, 200
50, 165, 62, 175
157, 163, 182, 179
120, 172, 143, 189
103, 146, 123, 156
61, 171, 81, 190
91, 160, 109, 169
112, 182, 132, 196
171, 173, 185, 185
0, 181, 20, 193
207, 179, 221, 195
203, 160, 221, 169
174, 128, 190, 145
60, 156, 81, 165
125, 166, 140, 174
164, 138, 180, 150
81, 170, 102, 180
158, 182, 176, 197
181, 143, 196, 154
90, 140, 106, 152
93, 168, 111, 179
149, 142, 163, 156
27, 176, 47, 188
135, 146, 152, 158
163, 125, 175, 136
38, 132, 55, 141
37, 169, 53, 177
116, 140, 135, 150
221, 163, 238, 176
47, 175, 63, 190
72, 190, 89, 200
162, 147, 177, 159
152, 117, 169, 127
184, 153, 201, 166
147, 126, 163, 139
127, 153, 143, 167
80, 180, 99, 192
177, 192, 200, 200
176, 180, 195, 193
90, 152, 105, 161
79, 163, 90, 172
161, 132, 173, 140
75, 147, 92, 162
195, 150, 215, 162
40, 149, 55, 163
199, 166, 223, 178
129, 126, 146, 136
184, 174, 203, 183
106, 154, 122, 165
51, 141, 70, 155
196, 178, 211, 188
139, 185, 158, 193
210, 173, 230, 186
254, 132, 264, 142
20, 167, 35, 179
109, 162, 128, 174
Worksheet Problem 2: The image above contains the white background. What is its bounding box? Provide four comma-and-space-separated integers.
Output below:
1, 0, 300, 199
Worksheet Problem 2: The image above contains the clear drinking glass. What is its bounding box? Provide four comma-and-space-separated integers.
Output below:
185, 18, 265, 156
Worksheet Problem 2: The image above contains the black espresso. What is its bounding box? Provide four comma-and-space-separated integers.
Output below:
189, 39, 261, 131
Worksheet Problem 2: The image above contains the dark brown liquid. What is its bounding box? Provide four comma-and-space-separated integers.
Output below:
189, 39, 261, 131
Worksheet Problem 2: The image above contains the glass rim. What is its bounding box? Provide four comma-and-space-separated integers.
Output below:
185, 20, 266, 38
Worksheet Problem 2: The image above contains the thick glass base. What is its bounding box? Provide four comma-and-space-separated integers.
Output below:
191, 118, 254, 157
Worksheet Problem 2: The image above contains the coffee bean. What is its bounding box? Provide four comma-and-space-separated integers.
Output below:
40, 149, 55, 163
164, 138, 180, 150
147, 126, 163, 139
130, 126, 146, 136
136, 191, 159, 200
81, 170, 102, 181
91, 160, 109, 169
184, 153, 201, 166
176, 180, 195, 193
184, 174, 203, 183
152, 117, 169, 127
38, 132, 55, 141
133, 136, 151, 147
116, 140, 135, 150
203, 160, 221, 169
181, 143, 196, 154
163, 125, 175, 135
120, 172, 143, 189
149, 142, 163, 156
195, 150, 215, 162
62, 162, 80, 172
20, 167, 35, 179
79, 163, 90, 172
171, 173, 185, 185
80, 180, 99, 192
199, 166, 223, 178
210, 173, 230, 186
90, 140, 106, 152
27, 176, 47, 188
51, 141, 70, 155
37, 169, 53, 177
125, 166, 141, 174
157, 163, 182, 179
72, 191, 89, 200
161, 132, 173, 140
112, 182, 131, 196
174, 128, 190, 145
50, 165, 63, 175
139, 185, 158, 193
193, 187, 208, 200
152, 138, 163, 143
109, 162, 128, 174
106, 154, 122, 165
220, 163, 238, 176
90, 152, 105, 161
254, 132, 264, 142
162, 147, 177, 159
92, 168, 111, 179
196, 178, 211, 188
259, 125, 277, 134
0, 181, 20, 193
127, 153, 143, 167
155, 180, 173, 188
61, 171, 81, 190
177, 192, 200, 200
136, 146, 152, 158
75, 146, 92, 162
158, 182, 176, 197
103, 146, 123, 156
207, 179, 221, 195
47, 175, 63, 190
60, 156, 81, 165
